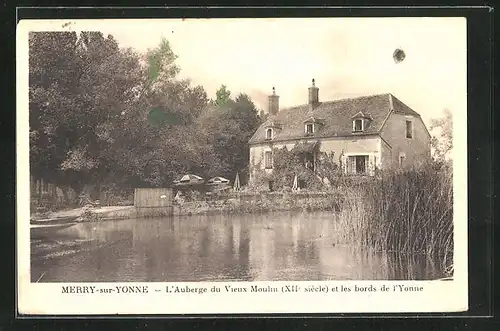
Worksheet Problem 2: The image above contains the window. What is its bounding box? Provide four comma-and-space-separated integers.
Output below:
265, 128, 273, 140
355, 156, 367, 174
353, 119, 363, 132
305, 123, 314, 135
304, 153, 315, 171
406, 120, 413, 139
347, 155, 368, 174
399, 153, 406, 167
264, 151, 273, 169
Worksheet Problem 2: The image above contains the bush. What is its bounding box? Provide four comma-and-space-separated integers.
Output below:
78, 205, 103, 222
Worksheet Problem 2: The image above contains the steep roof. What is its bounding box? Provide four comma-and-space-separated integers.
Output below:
249, 93, 421, 145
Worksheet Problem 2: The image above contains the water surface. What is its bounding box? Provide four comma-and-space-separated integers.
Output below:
31, 211, 446, 282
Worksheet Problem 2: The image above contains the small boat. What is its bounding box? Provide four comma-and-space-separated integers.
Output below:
30, 215, 80, 225
30, 223, 77, 239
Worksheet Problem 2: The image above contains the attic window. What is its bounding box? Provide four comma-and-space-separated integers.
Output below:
399, 152, 406, 167
305, 123, 314, 135
265, 128, 273, 140
406, 120, 413, 139
353, 119, 364, 132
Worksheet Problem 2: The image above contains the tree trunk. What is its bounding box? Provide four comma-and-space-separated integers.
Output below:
51, 184, 57, 204
37, 178, 42, 205
92, 180, 101, 201
61, 187, 70, 205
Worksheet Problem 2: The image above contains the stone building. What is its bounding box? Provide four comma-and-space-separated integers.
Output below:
248, 79, 431, 186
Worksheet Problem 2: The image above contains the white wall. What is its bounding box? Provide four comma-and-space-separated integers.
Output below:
380, 113, 431, 168
249, 135, 383, 179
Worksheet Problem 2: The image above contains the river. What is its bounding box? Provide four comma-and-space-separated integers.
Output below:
31, 211, 446, 282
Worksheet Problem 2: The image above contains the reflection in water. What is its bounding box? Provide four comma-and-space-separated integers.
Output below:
31, 211, 447, 282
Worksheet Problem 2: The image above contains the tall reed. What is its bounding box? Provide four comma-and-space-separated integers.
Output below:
334, 163, 453, 271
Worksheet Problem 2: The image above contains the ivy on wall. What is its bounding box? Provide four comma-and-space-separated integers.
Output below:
248, 142, 346, 192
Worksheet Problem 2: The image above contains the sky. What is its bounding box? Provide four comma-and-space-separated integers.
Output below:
26, 18, 467, 128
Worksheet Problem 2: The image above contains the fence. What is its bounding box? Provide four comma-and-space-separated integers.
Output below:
30, 177, 78, 212
99, 189, 134, 206
133, 188, 174, 218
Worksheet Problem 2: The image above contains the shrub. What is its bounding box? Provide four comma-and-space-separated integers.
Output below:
78, 205, 103, 222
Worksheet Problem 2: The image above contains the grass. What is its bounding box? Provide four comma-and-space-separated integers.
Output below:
333, 163, 454, 275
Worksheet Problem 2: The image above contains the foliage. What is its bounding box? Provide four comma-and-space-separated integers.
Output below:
249, 144, 343, 192
430, 109, 453, 164
29, 31, 145, 195
197, 92, 262, 182
78, 205, 104, 222
269, 147, 323, 190
145, 39, 180, 84
213, 84, 232, 107
334, 164, 453, 270
259, 110, 268, 122
29, 33, 263, 199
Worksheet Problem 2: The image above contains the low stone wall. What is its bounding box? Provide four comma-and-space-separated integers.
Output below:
174, 191, 343, 216
72, 191, 344, 220
133, 206, 174, 218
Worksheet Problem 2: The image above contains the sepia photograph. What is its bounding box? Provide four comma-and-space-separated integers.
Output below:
17, 16, 468, 314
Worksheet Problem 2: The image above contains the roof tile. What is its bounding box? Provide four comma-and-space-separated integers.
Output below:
249, 93, 421, 144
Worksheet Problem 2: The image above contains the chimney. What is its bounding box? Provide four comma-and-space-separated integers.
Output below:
308, 78, 319, 108
268, 86, 279, 116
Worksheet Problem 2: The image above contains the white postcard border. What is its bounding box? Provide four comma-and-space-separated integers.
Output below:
16, 18, 468, 315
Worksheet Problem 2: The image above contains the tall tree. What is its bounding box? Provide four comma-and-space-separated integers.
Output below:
197, 92, 262, 182
29, 31, 83, 200
111, 38, 210, 186
29, 33, 261, 194
213, 85, 232, 107
29, 31, 145, 196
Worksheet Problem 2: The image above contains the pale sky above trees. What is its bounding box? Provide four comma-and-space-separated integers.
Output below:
22, 17, 466, 133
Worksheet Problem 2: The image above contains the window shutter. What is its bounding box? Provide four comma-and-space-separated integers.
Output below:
265, 151, 273, 169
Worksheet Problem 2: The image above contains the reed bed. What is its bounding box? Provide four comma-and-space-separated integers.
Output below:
334, 164, 453, 272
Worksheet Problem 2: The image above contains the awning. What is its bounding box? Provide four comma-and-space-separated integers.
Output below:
291, 141, 319, 153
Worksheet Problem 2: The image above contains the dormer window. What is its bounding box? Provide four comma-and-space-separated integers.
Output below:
351, 111, 372, 133
303, 117, 324, 136
265, 128, 273, 140
353, 119, 363, 132
265, 121, 282, 140
305, 123, 314, 135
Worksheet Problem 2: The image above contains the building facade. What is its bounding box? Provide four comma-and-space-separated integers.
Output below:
248, 80, 431, 184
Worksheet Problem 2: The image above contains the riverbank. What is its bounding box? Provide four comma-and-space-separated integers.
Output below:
31, 205, 135, 223
30, 191, 343, 222
30, 166, 454, 281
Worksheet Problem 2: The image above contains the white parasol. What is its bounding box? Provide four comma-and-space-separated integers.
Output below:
233, 172, 241, 191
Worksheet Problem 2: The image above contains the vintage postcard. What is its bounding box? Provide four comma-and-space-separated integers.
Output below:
17, 17, 468, 315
